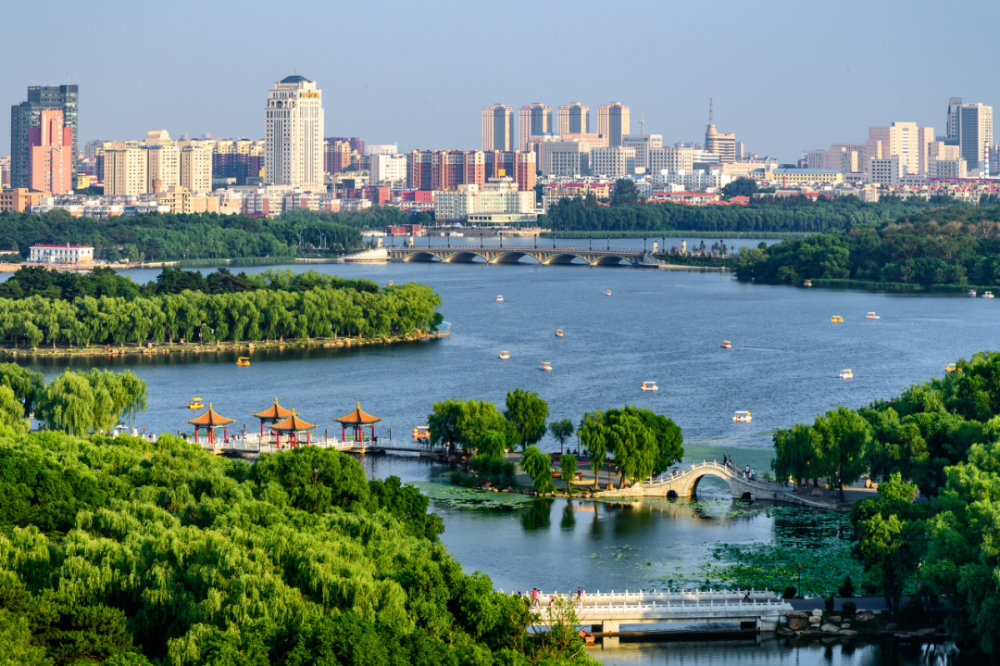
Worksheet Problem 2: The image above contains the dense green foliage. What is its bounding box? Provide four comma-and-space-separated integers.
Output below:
772, 351, 1000, 655
578, 406, 683, 487
0, 266, 384, 302
37, 369, 147, 436
0, 211, 363, 262
281, 207, 434, 231
544, 193, 957, 234
735, 211, 1000, 287
0, 432, 595, 665
504, 389, 549, 450
0, 273, 441, 348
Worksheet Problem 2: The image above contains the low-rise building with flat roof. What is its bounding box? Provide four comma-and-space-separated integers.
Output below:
30, 243, 94, 264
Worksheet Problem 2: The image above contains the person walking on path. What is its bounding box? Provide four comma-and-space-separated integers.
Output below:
742, 589, 751, 602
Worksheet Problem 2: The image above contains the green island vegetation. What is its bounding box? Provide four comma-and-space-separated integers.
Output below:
539, 178, 971, 234
764, 351, 1000, 656
428, 391, 683, 494
281, 207, 434, 230
735, 208, 1000, 290
0, 369, 596, 665
0, 209, 372, 263
0, 267, 442, 350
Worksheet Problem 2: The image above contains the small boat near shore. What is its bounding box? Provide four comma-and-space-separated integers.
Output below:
840, 369, 853, 379
946, 363, 957, 374
641, 381, 659, 391
968, 290, 978, 297
237, 357, 250, 366
555, 329, 563, 337
984, 291, 995, 299
803, 280, 813, 288
733, 411, 752, 422
540, 361, 552, 372
187, 397, 203, 409
721, 340, 732, 349
499, 351, 510, 360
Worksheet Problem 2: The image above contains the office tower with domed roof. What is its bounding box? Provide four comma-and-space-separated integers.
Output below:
264, 74, 325, 189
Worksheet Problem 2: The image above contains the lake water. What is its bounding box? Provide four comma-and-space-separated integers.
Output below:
14, 239, 993, 665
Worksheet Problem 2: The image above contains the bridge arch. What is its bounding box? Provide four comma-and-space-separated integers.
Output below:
542, 253, 587, 265
590, 254, 633, 267
403, 251, 442, 263
489, 251, 541, 265
687, 468, 738, 498
443, 251, 487, 263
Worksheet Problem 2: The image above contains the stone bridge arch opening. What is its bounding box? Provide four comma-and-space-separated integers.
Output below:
490, 251, 541, 265
542, 253, 589, 266
443, 252, 487, 264
403, 252, 442, 263
688, 469, 738, 499
591, 255, 633, 267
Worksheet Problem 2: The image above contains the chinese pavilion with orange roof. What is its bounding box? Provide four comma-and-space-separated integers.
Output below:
186, 403, 236, 445
253, 397, 294, 436
272, 410, 317, 448
335, 402, 382, 443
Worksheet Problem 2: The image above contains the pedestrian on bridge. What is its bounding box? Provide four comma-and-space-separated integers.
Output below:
742, 589, 751, 602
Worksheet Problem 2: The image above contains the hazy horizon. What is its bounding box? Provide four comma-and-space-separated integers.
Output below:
3, 0, 998, 162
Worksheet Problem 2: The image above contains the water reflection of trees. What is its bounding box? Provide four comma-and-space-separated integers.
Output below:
520, 498, 553, 530
560, 500, 576, 530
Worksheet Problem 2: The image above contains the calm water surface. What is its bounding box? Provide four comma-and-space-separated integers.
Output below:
17, 248, 992, 664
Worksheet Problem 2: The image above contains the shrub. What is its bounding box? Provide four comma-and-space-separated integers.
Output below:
838, 576, 855, 598
842, 601, 857, 616
825, 596, 835, 612
782, 586, 797, 599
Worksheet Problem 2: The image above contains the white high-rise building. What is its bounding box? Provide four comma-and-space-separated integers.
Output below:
365, 144, 398, 156
265, 74, 325, 189
369, 153, 408, 187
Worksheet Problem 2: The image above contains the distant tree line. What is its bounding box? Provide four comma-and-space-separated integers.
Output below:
0, 210, 363, 262
735, 210, 1000, 287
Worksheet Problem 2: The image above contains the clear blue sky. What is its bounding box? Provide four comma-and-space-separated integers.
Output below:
3, 0, 998, 162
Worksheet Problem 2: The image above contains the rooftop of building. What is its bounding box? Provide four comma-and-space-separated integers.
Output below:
280, 75, 311, 83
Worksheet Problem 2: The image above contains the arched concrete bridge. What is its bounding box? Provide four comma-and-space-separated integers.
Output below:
386, 246, 662, 268
596, 460, 797, 502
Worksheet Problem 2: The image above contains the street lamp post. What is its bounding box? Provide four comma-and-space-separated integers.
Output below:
798, 563, 802, 598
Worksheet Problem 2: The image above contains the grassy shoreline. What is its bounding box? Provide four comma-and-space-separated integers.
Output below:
0, 330, 445, 359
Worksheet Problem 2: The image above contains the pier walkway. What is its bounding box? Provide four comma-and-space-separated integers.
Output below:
196, 435, 443, 459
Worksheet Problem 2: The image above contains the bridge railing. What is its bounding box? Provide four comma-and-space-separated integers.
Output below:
642, 459, 785, 490
540, 588, 776, 603
571, 598, 792, 615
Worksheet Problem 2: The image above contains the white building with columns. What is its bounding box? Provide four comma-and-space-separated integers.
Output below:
264, 74, 325, 190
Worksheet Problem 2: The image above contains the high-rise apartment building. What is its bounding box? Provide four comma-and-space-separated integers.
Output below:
406, 150, 534, 192
10, 84, 79, 188
213, 140, 264, 185
264, 75, 325, 189
27, 110, 73, 194
0, 156, 10, 188
324, 139, 352, 175
704, 101, 739, 164
365, 144, 397, 156
958, 103, 993, 174
518, 104, 552, 152
482, 104, 514, 151
103, 142, 147, 196
537, 135, 608, 177
622, 134, 662, 171
557, 103, 590, 135
369, 153, 408, 187
597, 102, 630, 147
945, 97, 963, 145
180, 143, 213, 193
865, 122, 935, 175
591, 146, 636, 178
648, 146, 694, 174
142, 130, 179, 193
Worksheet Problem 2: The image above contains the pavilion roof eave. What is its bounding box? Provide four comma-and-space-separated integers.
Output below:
272, 413, 318, 432
335, 402, 382, 425
253, 397, 294, 420
186, 404, 236, 427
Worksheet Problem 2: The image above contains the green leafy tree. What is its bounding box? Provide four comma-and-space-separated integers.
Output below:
36, 371, 96, 436
550, 418, 574, 454
849, 473, 924, 613
578, 410, 609, 487
812, 406, 872, 500
610, 179, 640, 206
504, 388, 548, 450
772, 424, 819, 487
560, 454, 578, 491
520, 445, 553, 493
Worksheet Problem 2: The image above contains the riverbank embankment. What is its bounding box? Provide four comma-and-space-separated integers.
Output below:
0, 330, 447, 359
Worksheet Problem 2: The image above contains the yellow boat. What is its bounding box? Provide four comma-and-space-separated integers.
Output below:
187, 397, 203, 409
555, 329, 564, 337
641, 381, 659, 391
721, 340, 732, 349
804, 280, 813, 288
237, 357, 250, 366
830, 315, 844, 323
945, 363, 957, 374
540, 361, 552, 372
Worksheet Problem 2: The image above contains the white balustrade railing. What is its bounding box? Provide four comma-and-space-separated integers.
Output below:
640, 460, 783, 489
533, 588, 777, 604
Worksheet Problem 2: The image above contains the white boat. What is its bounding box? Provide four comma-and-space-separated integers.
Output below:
866, 312, 880, 319
983, 291, 995, 299
968, 290, 978, 297
540, 361, 552, 372
499, 351, 510, 360
733, 411, 752, 422
605, 290, 612, 296
840, 369, 853, 379
721, 340, 732, 349
496, 295, 504, 302
641, 381, 658, 391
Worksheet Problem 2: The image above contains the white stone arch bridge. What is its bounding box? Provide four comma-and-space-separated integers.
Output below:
596, 460, 791, 501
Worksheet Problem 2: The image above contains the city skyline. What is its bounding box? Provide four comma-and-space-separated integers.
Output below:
2, 0, 999, 162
